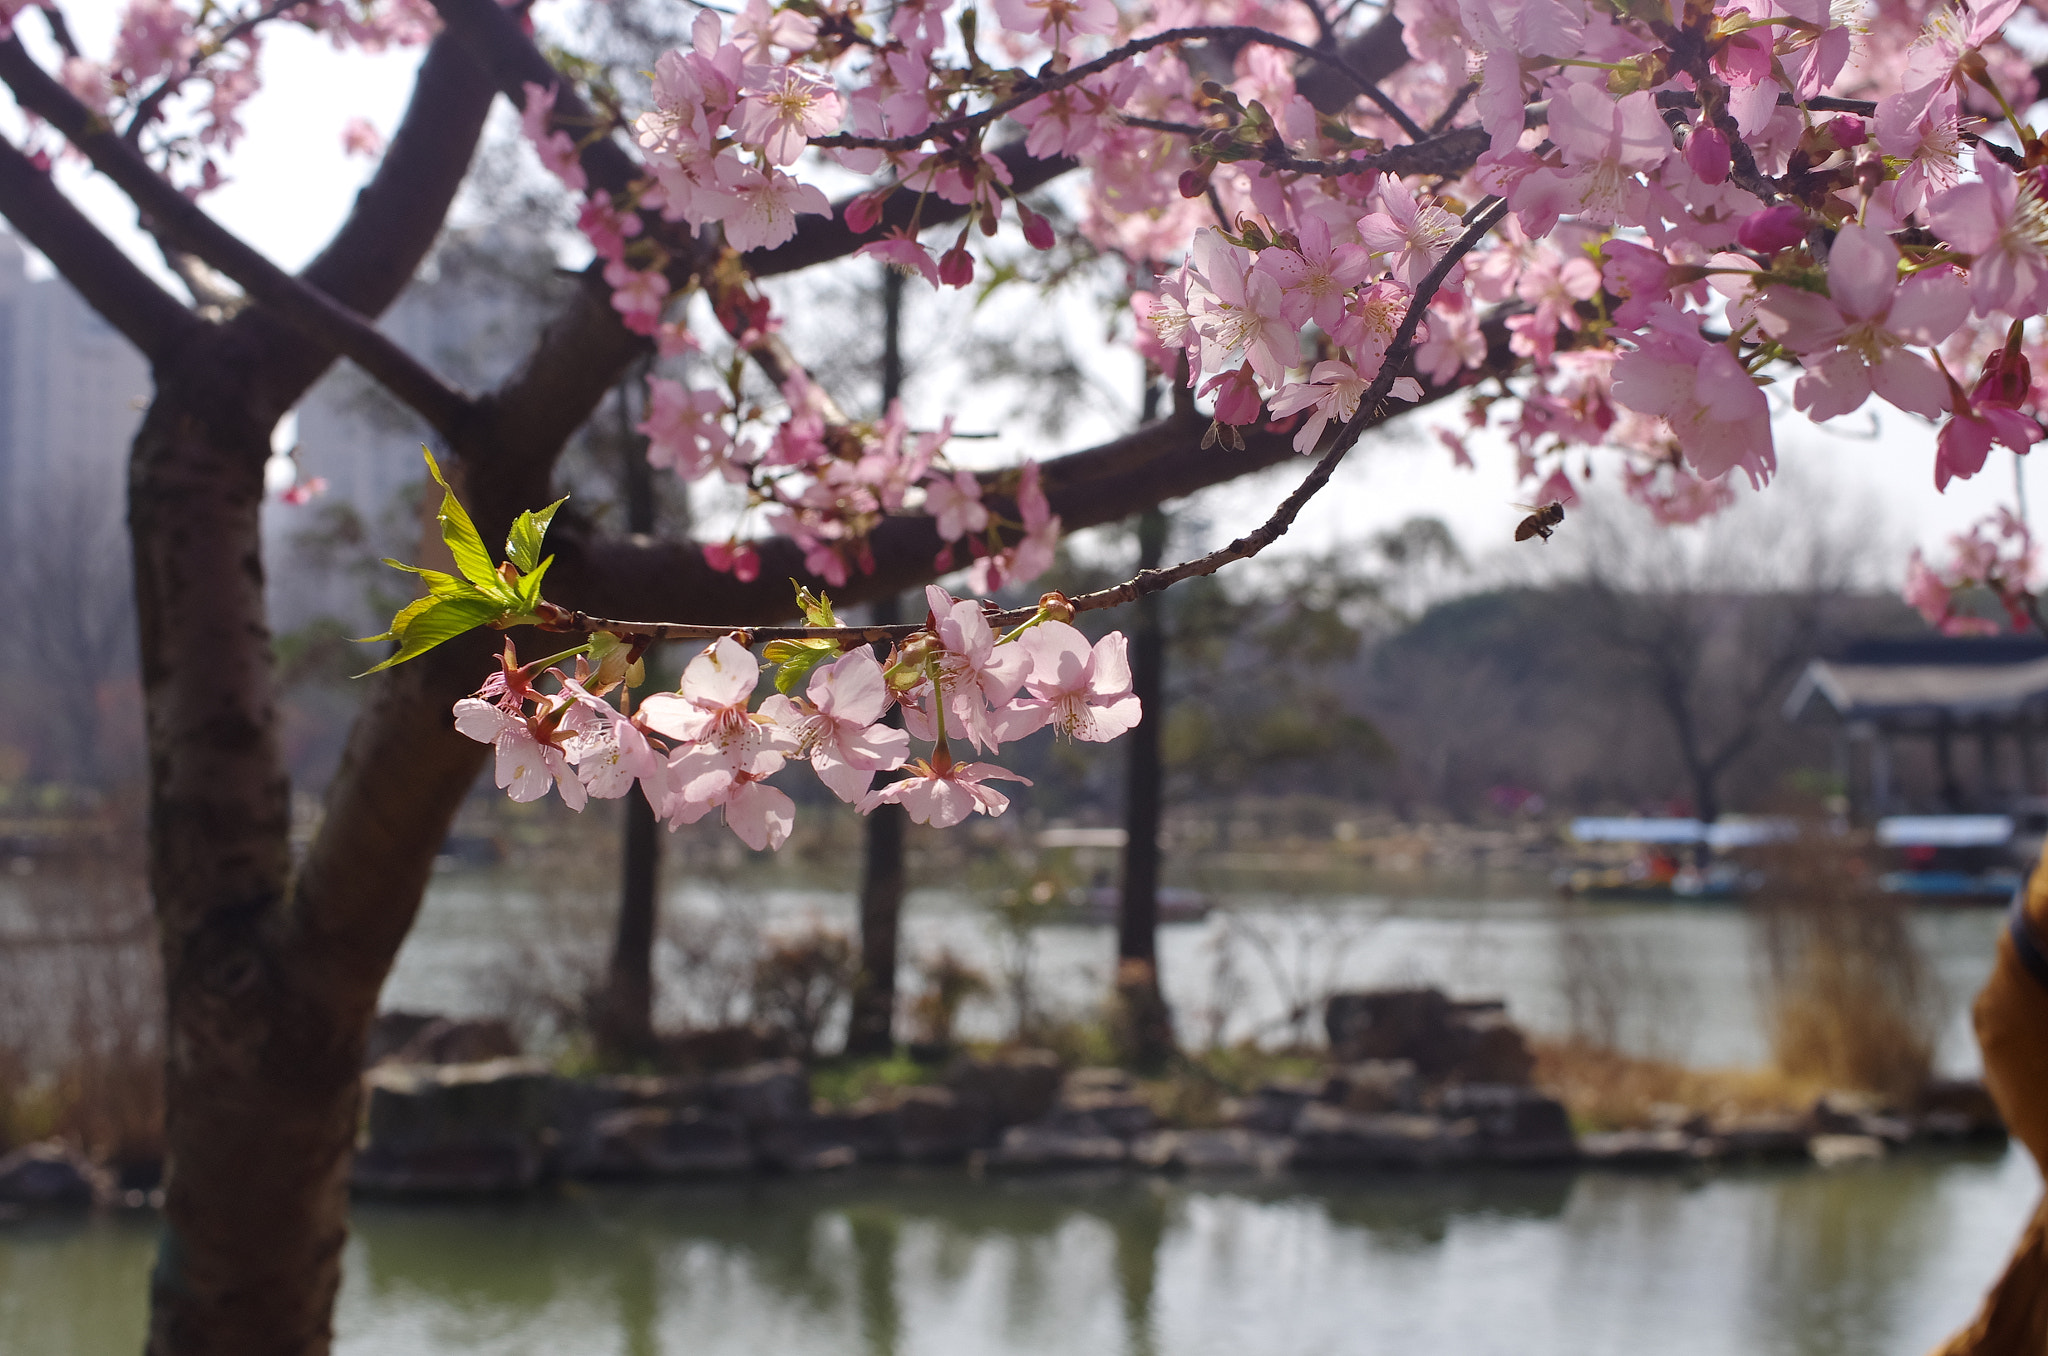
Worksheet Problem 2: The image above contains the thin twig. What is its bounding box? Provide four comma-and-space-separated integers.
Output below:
124, 0, 314, 143
549, 198, 1511, 648
811, 24, 1428, 153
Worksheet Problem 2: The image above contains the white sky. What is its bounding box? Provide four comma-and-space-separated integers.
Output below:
12, 15, 2042, 587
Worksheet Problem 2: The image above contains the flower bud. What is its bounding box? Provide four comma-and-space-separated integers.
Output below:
1018, 203, 1055, 251
1684, 125, 1730, 186
1038, 592, 1075, 622
1178, 166, 1211, 200
1735, 203, 1807, 254
938, 247, 975, 287
844, 191, 886, 235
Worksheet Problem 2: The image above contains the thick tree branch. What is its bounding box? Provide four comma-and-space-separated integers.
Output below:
0, 37, 473, 437
0, 137, 196, 362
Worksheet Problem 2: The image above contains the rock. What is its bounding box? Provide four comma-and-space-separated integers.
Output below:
353, 1058, 556, 1195
1810, 1134, 1887, 1168
573, 1108, 754, 1177
891, 1087, 992, 1161
1435, 1084, 1576, 1163
987, 1119, 1128, 1169
1131, 1129, 1290, 1174
0, 1142, 105, 1207
1323, 988, 1533, 1084
1227, 1079, 1322, 1134
1918, 1079, 2006, 1140
1702, 1112, 1812, 1161
1326, 989, 1454, 1064
1322, 1060, 1419, 1114
1811, 1090, 1886, 1132
947, 1050, 1063, 1128
1578, 1129, 1697, 1167
553, 1075, 710, 1176
758, 1112, 896, 1171
707, 1060, 811, 1128
1057, 1069, 1157, 1139
1288, 1104, 1477, 1169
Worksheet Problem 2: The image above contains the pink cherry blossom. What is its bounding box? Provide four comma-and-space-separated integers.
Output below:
1359, 187, 1461, 288
710, 161, 831, 252
735, 66, 843, 166
990, 0, 1118, 48
1271, 360, 1387, 454
1754, 224, 1967, 421
857, 231, 942, 287
340, 117, 384, 159
1929, 149, 2048, 319
519, 81, 587, 192
1258, 216, 1371, 332
925, 470, 988, 541
908, 586, 1032, 752
453, 698, 588, 810
1610, 306, 1776, 487
999, 622, 1142, 743
640, 378, 733, 480
758, 650, 912, 802
638, 640, 791, 802
858, 756, 1032, 828
1187, 233, 1300, 386
1540, 84, 1671, 226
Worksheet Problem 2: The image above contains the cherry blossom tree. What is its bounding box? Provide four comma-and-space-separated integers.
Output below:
4, 0, 2047, 1348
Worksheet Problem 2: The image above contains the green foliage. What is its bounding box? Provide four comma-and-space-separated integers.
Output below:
355, 449, 564, 675
762, 581, 844, 692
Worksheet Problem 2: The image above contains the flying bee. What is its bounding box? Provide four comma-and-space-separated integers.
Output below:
1513, 501, 1566, 543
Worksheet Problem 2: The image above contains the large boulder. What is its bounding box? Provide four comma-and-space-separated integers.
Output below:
352, 1058, 556, 1195
987, 1118, 1129, 1169
1700, 1112, 1812, 1161
573, 1108, 754, 1176
1578, 1129, 1696, 1167
707, 1060, 811, 1129
1288, 1105, 1479, 1169
1131, 1129, 1291, 1174
1057, 1068, 1157, 1139
1917, 1079, 2007, 1141
758, 1111, 897, 1172
1323, 989, 1533, 1085
947, 1049, 1063, 1128
1322, 1060, 1420, 1114
890, 1087, 992, 1161
0, 1142, 105, 1208
554, 1075, 710, 1177
1226, 1079, 1322, 1134
1435, 1084, 1576, 1163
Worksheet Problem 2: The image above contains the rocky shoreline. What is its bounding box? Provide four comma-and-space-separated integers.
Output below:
0, 987, 2008, 1213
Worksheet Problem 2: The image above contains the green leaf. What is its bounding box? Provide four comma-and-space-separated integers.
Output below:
421, 448, 502, 592
356, 593, 509, 676
515, 554, 554, 611
763, 637, 841, 694
379, 559, 469, 598
791, 581, 837, 628
506, 495, 569, 573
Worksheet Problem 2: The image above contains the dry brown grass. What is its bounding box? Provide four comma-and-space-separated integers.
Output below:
1531, 1036, 1830, 1132
0, 859, 163, 1166
1749, 834, 1939, 1105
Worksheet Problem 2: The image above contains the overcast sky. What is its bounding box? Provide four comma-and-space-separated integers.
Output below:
12, 15, 2040, 587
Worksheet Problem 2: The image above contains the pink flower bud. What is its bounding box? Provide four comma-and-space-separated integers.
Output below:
938, 247, 975, 287
1199, 364, 1262, 425
1736, 204, 1807, 254
1684, 125, 1730, 186
1821, 115, 1866, 149
1178, 167, 1210, 200
1019, 204, 1055, 251
845, 191, 885, 235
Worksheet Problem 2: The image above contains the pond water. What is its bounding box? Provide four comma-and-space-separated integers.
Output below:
4, 1148, 2038, 1355
384, 878, 2006, 1074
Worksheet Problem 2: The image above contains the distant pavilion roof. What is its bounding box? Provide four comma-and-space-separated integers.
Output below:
1785, 637, 2048, 729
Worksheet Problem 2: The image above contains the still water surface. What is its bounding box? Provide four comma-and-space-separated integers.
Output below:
385, 879, 2005, 1073
4, 1149, 2037, 1355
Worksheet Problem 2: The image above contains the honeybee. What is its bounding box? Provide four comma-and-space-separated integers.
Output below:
1513, 501, 1566, 543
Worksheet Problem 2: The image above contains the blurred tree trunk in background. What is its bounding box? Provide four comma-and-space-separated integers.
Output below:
1117, 489, 1175, 1070
847, 267, 908, 1059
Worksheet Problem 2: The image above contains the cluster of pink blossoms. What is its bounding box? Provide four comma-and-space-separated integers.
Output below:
453, 587, 1139, 849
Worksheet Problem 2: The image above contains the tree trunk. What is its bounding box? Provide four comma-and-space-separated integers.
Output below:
596, 370, 662, 1062
1116, 504, 1175, 1070
846, 266, 908, 1059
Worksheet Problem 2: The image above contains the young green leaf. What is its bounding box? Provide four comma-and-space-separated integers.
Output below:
506, 495, 569, 573
763, 637, 841, 693
791, 581, 837, 627
421, 448, 503, 593
356, 593, 510, 676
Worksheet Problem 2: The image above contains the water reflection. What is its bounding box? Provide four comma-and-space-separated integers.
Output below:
0, 1150, 2030, 1356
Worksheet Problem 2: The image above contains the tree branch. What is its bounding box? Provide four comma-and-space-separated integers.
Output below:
0, 37, 474, 437
0, 136, 197, 362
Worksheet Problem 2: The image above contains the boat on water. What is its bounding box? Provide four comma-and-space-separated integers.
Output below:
1875, 815, 2025, 904
1554, 817, 1788, 901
